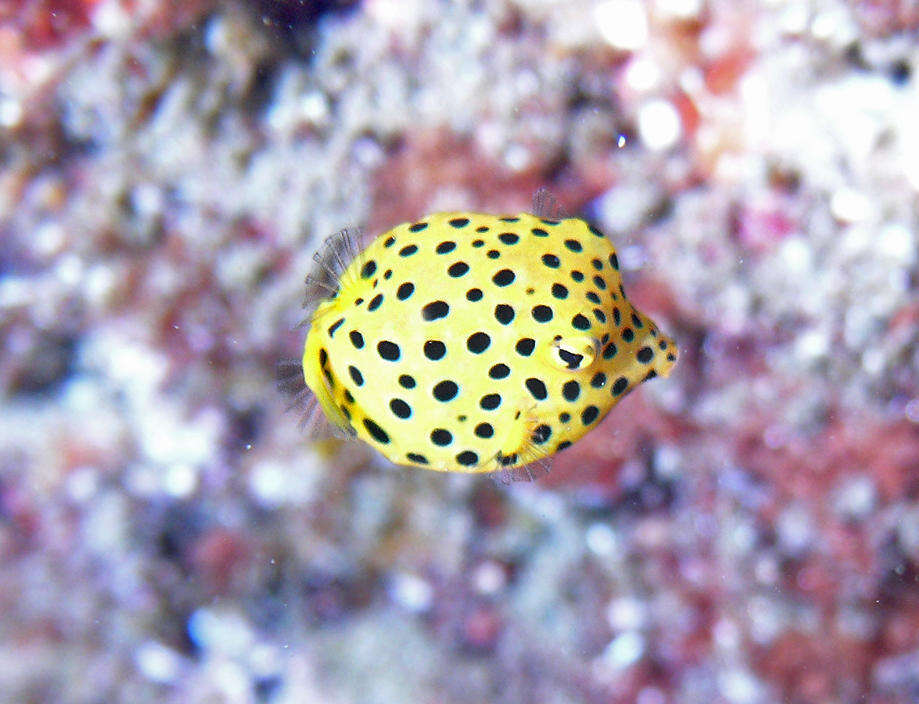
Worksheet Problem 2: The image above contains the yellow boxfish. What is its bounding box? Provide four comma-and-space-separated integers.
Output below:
281, 191, 677, 481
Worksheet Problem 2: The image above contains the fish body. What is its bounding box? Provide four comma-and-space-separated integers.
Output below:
299, 206, 676, 476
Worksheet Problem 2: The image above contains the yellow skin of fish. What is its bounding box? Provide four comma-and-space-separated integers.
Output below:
303, 210, 677, 473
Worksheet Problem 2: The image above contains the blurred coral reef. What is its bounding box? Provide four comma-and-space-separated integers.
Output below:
1, 0, 918, 702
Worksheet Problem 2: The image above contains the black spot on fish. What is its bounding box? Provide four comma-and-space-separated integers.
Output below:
612, 377, 628, 395
407, 452, 428, 464
409, 222, 428, 232
400, 244, 418, 256
475, 226, 489, 233
564, 239, 582, 252
562, 380, 580, 401
480, 393, 501, 410
448, 261, 470, 277
494, 304, 515, 325
472, 239, 485, 247
498, 232, 519, 245
449, 217, 470, 228
572, 314, 590, 330
581, 406, 599, 425
422, 300, 450, 321
571, 270, 584, 282
593, 309, 606, 323
399, 374, 416, 389
433, 380, 459, 402
328, 317, 344, 337
475, 422, 494, 439
631, 313, 643, 328
390, 399, 411, 418
349, 330, 364, 348
591, 372, 607, 388
593, 276, 607, 290
609, 252, 619, 269
363, 418, 390, 443
531, 227, 549, 237
532, 305, 553, 323
586, 291, 600, 304
589, 225, 604, 237
622, 328, 634, 343
637, 346, 654, 363
559, 412, 571, 423
488, 363, 510, 379
384, 236, 396, 247
532, 424, 551, 444
467, 332, 491, 354
456, 450, 479, 466
551, 283, 568, 299
368, 294, 383, 311
431, 428, 453, 446
487, 250, 500, 259
515, 338, 535, 356
377, 340, 400, 361
466, 288, 483, 302
602, 342, 618, 359
525, 377, 548, 400
424, 340, 446, 360
348, 366, 364, 386
557, 440, 572, 451
542, 253, 560, 268
436, 241, 457, 254
591, 258, 603, 271
361, 261, 376, 278
500, 216, 519, 222
492, 269, 515, 286
397, 282, 414, 300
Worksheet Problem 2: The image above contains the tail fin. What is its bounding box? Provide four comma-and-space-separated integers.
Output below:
531, 187, 569, 220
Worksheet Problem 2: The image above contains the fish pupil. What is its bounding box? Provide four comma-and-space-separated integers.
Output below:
559, 349, 583, 369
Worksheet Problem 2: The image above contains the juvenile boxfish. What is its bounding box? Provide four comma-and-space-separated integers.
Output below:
282, 191, 677, 480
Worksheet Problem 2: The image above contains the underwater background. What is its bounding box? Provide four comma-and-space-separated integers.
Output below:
1, 1, 919, 702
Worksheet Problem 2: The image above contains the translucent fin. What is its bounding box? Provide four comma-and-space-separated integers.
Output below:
299, 227, 365, 328
489, 407, 555, 484
500, 443, 553, 484
531, 187, 569, 220
276, 358, 354, 440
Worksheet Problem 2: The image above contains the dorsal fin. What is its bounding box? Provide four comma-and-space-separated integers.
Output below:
531, 187, 569, 220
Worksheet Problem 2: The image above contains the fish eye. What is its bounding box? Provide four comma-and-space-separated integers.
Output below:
549, 336, 598, 371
